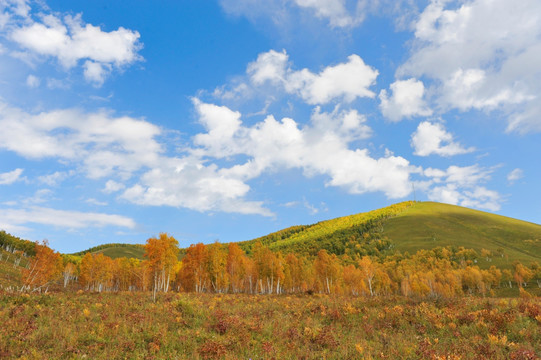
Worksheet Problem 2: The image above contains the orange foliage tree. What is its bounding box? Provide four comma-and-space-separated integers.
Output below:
79, 253, 115, 292
22, 241, 62, 290
144, 233, 179, 294
180, 243, 208, 293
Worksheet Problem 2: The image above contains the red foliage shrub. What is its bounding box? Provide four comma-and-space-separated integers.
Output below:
199, 340, 227, 359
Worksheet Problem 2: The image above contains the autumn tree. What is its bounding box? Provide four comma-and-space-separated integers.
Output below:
22, 241, 62, 291
530, 262, 541, 288
283, 253, 308, 293
357, 256, 376, 296
79, 253, 115, 292
62, 262, 77, 288
513, 262, 533, 288
180, 243, 208, 293
252, 242, 284, 294
206, 241, 229, 293
343, 264, 366, 296
314, 249, 341, 294
227, 243, 247, 293
144, 233, 179, 295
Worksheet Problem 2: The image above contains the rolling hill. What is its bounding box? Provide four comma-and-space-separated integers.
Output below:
234, 201, 541, 267
68, 201, 541, 267
71, 243, 146, 260
383, 202, 541, 267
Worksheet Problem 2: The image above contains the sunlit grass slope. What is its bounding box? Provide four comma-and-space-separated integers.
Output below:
239, 201, 414, 256
71, 243, 145, 260
383, 202, 541, 267
71, 201, 541, 267
93, 245, 145, 259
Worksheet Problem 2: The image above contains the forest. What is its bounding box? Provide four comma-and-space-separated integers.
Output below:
3, 229, 540, 299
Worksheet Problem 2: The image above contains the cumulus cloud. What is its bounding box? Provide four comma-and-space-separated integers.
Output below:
0, 103, 162, 179
424, 164, 501, 211
411, 121, 474, 157
191, 99, 413, 199
5, 6, 142, 85
229, 50, 379, 105
399, 0, 541, 132
0, 168, 23, 184
121, 157, 273, 216
379, 78, 432, 121
507, 168, 523, 184
0, 206, 136, 229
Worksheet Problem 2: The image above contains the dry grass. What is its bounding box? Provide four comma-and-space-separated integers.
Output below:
0, 291, 539, 359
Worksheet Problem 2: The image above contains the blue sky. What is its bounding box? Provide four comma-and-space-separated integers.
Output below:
0, 0, 540, 253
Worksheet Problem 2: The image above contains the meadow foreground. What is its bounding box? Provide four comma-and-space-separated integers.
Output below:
1, 291, 539, 359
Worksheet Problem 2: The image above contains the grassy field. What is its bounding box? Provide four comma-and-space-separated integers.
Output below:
0, 291, 539, 359
384, 202, 541, 269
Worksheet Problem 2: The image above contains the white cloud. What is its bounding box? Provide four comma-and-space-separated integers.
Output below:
121, 157, 273, 216
22, 189, 52, 205
0, 103, 162, 179
411, 121, 474, 157
6, 7, 142, 85
219, 0, 365, 29
46, 77, 70, 89
424, 164, 501, 211
0, 0, 30, 29
0, 168, 23, 184
293, 0, 363, 28
243, 50, 378, 104
399, 0, 541, 132
461, 186, 501, 212
38, 171, 73, 186
379, 78, 432, 121
103, 180, 125, 194
428, 184, 501, 211
85, 198, 108, 206
83, 60, 111, 86
507, 168, 523, 184
25, 74, 39, 87
247, 49, 288, 85
0, 206, 136, 229
191, 100, 413, 199
0, 101, 277, 216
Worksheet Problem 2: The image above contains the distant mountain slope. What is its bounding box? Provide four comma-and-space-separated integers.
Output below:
383, 202, 541, 267
70, 243, 145, 260
68, 201, 541, 267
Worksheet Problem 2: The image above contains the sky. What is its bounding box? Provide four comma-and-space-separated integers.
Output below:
0, 0, 540, 253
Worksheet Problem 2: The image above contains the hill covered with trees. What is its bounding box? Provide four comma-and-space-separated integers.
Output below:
2, 201, 540, 297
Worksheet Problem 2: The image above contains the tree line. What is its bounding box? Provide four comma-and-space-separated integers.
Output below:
14, 233, 541, 297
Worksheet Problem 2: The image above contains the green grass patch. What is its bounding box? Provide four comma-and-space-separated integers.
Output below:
384, 202, 541, 268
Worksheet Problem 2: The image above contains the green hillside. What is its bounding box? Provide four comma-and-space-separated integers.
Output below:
71, 243, 145, 260
235, 201, 541, 267
238, 201, 415, 257
383, 202, 541, 268
93, 245, 145, 259
68, 201, 541, 267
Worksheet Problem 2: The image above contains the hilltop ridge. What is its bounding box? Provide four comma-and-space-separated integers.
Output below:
65, 201, 541, 266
